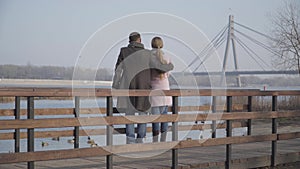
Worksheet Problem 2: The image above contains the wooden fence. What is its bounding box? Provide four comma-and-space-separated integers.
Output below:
0, 88, 300, 169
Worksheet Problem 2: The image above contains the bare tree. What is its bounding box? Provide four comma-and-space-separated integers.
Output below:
271, 0, 300, 74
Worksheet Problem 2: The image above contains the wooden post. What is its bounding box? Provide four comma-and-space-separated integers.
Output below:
106, 96, 113, 169
172, 96, 178, 169
226, 96, 232, 169
74, 96, 80, 149
211, 96, 217, 138
14, 96, 21, 153
27, 97, 34, 169
247, 96, 252, 135
271, 96, 278, 167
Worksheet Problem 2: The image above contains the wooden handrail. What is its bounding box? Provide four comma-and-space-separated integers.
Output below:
0, 122, 247, 140
0, 88, 300, 97
0, 104, 248, 116
0, 111, 299, 130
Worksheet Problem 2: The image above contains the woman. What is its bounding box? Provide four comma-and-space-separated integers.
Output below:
150, 37, 172, 142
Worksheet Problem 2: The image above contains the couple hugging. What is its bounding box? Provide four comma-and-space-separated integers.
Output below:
112, 32, 174, 144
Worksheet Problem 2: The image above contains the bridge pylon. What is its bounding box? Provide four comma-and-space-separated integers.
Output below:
221, 15, 241, 87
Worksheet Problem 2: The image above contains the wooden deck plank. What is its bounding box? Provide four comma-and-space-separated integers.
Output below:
0, 139, 299, 169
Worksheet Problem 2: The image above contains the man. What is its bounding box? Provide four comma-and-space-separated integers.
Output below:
112, 32, 174, 144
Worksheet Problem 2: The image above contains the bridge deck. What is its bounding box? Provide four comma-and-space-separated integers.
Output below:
1, 121, 299, 169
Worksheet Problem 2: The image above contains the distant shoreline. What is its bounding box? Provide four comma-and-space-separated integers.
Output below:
0, 78, 112, 88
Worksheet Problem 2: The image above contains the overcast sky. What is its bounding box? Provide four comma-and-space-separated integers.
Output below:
0, 0, 284, 72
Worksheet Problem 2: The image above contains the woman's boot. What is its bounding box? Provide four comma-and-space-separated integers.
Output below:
152, 130, 159, 142
160, 131, 167, 142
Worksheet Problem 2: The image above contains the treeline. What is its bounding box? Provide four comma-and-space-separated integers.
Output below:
0, 64, 113, 81
170, 74, 300, 87
241, 76, 300, 87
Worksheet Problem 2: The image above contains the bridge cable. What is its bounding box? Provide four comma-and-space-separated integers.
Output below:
234, 36, 269, 70
234, 34, 273, 69
235, 29, 282, 57
234, 21, 284, 58
189, 25, 228, 72
234, 37, 267, 70
235, 33, 275, 70
192, 35, 227, 72
193, 28, 228, 70
234, 21, 277, 41
183, 24, 228, 72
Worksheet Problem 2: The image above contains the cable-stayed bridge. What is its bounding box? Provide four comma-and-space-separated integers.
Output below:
180, 15, 298, 87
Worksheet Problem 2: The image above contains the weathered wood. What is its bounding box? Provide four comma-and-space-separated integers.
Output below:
1, 88, 300, 97
174, 134, 277, 149
0, 134, 277, 164
231, 155, 271, 169
0, 109, 15, 116
277, 132, 300, 140
0, 88, 299, 169
0, 118, 81, 130
1, 146, 299, 169
1, 111, 300, 130
0, 104, 247, 117
0, 121, 247, 140
0, 108, 97, 116
0, 147, 111, 164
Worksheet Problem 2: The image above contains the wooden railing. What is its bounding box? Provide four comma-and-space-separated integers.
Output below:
0, 88, 300, 169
